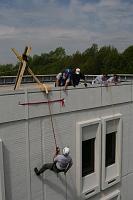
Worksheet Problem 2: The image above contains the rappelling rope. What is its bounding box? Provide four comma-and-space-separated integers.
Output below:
46, 94, 58, 148
46, 94, 68, 199
65, 173, 68, 200
47, 92, 68, 200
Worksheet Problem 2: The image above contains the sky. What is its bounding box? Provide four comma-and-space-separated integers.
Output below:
0, 0, 133, 64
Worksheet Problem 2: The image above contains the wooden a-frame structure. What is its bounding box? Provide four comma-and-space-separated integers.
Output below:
11, 46, 51, 94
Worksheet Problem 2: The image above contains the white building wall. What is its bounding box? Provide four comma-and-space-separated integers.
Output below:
0, 83, 133, 199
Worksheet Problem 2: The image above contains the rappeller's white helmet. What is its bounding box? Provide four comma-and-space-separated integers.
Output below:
63, 147, 70, 156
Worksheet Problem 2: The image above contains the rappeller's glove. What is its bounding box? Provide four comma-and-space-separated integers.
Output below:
56, 146, 60, 154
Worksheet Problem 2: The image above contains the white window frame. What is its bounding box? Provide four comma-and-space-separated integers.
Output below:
101, 114, 122, 190
100, 189, 120, 200
0, 139, 5, 200
76, 118, 101, 199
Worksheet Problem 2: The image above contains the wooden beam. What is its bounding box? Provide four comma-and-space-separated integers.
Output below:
27, 67, 49, 94
11, 46, 51, 93
14, 61, 27, 90
13, 46, 31, 90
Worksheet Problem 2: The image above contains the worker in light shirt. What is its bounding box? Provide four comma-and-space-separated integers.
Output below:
107, 74, 120, 85
92, 74, 108, 85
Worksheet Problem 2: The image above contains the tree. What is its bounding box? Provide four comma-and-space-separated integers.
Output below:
121, 46, 133, 73
97, 46, 120, 74
1, 44, 133, 75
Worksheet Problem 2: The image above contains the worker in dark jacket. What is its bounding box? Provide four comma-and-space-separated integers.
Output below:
34, 146, 73, 175
55, 67, 87, 89
71, 68, 87, 87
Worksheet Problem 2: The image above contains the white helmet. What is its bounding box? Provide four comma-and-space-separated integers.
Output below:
75, 68, 80, 74
63, 147, 70, 155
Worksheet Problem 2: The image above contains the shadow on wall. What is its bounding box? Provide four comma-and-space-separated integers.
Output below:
38, 172, 78, 200
3, 144, 12, 200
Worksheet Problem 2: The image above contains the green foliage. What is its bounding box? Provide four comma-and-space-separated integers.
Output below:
1, 45, 133, 76
0, 64, 14, 76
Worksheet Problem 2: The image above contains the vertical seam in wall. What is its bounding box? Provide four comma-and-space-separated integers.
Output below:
41, 119, 47, 200
129, 81, 132, 174
127, 81, 133, 182
0, 139, 5, 200
131, 80, 132, 103
25, 89, 31, 200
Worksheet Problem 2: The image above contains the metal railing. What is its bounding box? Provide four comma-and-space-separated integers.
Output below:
0, 74, 133, 85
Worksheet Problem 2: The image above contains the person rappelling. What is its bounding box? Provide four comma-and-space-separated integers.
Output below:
34, 146, 73, 176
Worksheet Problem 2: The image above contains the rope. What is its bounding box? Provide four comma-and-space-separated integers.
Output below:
19, 92, 64, 150
46, 94, 58, 148
46, 92, 68, 200
65, 173, 68, 200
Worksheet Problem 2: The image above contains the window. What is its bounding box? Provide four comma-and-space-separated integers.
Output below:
76, 118, 101, 199
101, 114, 122, 190
105, 132, 116, 167
82, 138, 95, 177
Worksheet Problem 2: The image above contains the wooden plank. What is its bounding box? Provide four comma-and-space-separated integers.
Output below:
27, 67, 49, 94
13, 46, 31, 90
11, 48, 22, 61
14, 61, 27, 90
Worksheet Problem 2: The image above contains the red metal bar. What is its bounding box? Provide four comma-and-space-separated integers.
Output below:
19, 98, 65, 106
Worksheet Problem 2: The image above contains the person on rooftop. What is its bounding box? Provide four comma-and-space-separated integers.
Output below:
55, 68, 72, 90
55, 67, 87, 90
71, 68, 87, 88
92, 74, 108, 86
107, 74, 120, 85
34, 146, 73, 175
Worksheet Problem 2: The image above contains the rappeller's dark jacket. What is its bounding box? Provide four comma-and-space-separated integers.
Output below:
71, 72, 85, 87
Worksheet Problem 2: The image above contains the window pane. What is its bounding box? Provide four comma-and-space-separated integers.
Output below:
82, 138, 95, 177
105, 132, 116, 167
